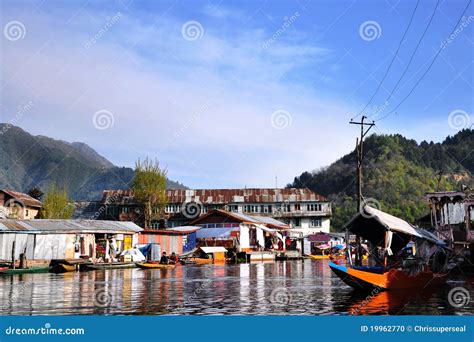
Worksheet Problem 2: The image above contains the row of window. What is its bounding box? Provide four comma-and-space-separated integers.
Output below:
108, 203, 326, 216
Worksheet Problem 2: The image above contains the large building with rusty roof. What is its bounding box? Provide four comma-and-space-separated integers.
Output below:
98, 188, 332, 233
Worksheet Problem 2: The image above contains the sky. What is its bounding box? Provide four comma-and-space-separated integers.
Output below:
0, 0, 473, 189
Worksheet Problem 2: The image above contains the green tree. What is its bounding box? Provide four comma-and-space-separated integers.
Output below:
41, 185, 75, 219
132, 157, 168, 228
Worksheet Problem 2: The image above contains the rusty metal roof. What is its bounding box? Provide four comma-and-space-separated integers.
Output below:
0, 219, 142, 234
1, 189, 42, 208
102, 188, 327, 205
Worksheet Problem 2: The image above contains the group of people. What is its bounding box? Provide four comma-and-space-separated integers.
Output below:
159, 251, 179, 265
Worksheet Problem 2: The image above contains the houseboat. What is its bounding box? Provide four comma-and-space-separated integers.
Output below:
330, 206, 449, 291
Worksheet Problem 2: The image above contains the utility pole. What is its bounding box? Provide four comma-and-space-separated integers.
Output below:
349, 116, 375, 267
350, 116, 375, 210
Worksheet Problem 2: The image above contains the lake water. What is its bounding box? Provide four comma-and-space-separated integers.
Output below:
0, 260, 473, 315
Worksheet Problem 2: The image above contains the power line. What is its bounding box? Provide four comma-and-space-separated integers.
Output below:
351, 0, 420, 121
369, 0, 440, 120
376, 0, 472, 122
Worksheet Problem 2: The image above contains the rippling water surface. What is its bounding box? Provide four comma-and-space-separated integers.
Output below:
0, 260, 472, 315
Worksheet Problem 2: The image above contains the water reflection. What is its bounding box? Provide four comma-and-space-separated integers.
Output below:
0, 260, 472, 315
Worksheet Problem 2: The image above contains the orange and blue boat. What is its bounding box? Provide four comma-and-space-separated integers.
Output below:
330, 206, 449, 291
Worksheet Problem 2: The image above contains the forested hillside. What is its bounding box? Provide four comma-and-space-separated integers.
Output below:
290, 129, 474, 230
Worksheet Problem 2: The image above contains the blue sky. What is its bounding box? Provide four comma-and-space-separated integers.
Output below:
0, 0, 473, 188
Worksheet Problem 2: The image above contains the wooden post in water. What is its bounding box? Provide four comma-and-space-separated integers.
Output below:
11, 241, 16, 269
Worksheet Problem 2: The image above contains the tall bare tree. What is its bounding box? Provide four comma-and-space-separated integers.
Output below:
132, 157, 168, 228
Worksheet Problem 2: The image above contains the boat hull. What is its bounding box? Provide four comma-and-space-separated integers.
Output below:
136, 263, 176, 270
309, 255, 330, 260
50, 264, 76, 274
0, 267, 51, 275
86, 263, 136, 270
329, 261, 446, 290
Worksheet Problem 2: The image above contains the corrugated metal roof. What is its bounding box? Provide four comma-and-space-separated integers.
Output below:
0, 219, 142, 234
102, 188, 327, 205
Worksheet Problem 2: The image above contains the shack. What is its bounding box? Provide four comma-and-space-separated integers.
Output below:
190, 209, 288, 253
137, 226, 198, 257
0, 219, 142, 263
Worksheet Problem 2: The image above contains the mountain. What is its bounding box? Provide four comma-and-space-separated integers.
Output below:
290, 129, 474, 231
0, 124, 186, 200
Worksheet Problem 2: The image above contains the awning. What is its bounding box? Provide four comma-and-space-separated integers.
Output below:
345, 206, 447, 253
200, 247, 228, 253
255, 224, 284, 241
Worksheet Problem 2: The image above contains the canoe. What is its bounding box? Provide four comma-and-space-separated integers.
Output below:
86, 263, 136, 270
50, 263, 76, 274
136, 263, 176, 270
308, 254, 330, 260
329, 261, 446, 290
193, 258, 213, 264
0, 266, 51, 275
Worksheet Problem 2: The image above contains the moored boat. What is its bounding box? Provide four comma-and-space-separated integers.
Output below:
136, 263, 176, 270
0, 266, 51, 275
330, 206, 449, 291
50, 263, 76, 274
86, 263, 137, 270
309, 254, 330, 260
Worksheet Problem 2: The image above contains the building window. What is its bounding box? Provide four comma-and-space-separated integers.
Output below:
122, 207, 129, 214
310, 218, 322, 227
268, 205, 272, 213
294, 218, 301, 227
294, 204, 300, 211
25, 209, 29, 216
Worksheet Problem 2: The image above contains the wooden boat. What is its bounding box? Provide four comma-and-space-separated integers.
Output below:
50, 263, 76, 274
136, 263, 176, 270
309, 254, 330, 260
86, 263, 136, 270
0, 266, 51, 275
330, 206, 449, 291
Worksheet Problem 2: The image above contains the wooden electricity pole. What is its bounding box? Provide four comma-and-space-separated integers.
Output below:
349, 116, 375, 266
350, 116, 375, 210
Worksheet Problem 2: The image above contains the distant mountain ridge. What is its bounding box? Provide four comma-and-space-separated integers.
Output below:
0, 124, 186, 200
290, 129, 474, 230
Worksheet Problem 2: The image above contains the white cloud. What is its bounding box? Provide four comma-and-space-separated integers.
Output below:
1, 4, 358, 188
